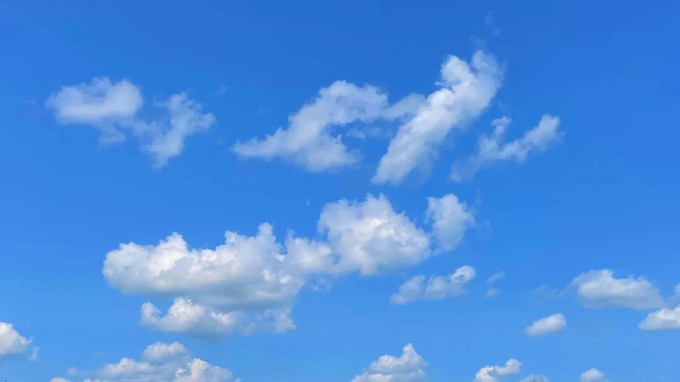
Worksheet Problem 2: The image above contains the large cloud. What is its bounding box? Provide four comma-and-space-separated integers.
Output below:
232, 81, 413, 171
390, 265, 476, 305
570, 269, 663, 310
52, 342, 234, 382
373, 51, 503, 185
351, 343, 426, 382
104, 193, 472, 337
0, 322, 32, 359
47, 77, 215, 168
451, 115, 562, 181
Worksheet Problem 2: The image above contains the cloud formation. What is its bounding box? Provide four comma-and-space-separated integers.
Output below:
571, 269, 663, 310
426, 194, 475, 252
451, 115, 562, 181
47, 77, 215, 168
474, 359, 522, 382
390, 265, 476, 305
525, 313, 566, 336
639, 305, 680, 330
0, 322, 32, 359
103, 193, 472, 337
53, 342, 234, 382
351, 343, 426, 382
374, 51, 502, 184
580, 368, 605, 382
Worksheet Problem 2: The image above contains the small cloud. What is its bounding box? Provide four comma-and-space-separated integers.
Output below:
525, 313, 567, 336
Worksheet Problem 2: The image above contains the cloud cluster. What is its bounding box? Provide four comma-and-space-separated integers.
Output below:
390, 265, 476, 305
51, 342, 234, 382
474, 359, 522, 382
234, 51, 507, 184
525, 313, 567, 336
103, 193, 474, 337
351, 343, 426, 382
571, 269, 663, 310
451, 115, 562, 181
0, 322, 32, 359
47, 77, 215, 168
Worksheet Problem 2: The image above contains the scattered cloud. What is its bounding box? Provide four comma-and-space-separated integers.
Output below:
59, 342, 234, 382
474, 359, 522, 382
525, 313, 567, 336
426, 194, 475, 252
47, 77, 215, 168
0, 322, 33, 359
639, 305, 680, 330
571, 269, 663, 310
103, 194, 468, 337
351, 343, 426, 382
580, 368, 605, 382
485, 271, 505, 297
390, 266, 476, 305
232, 81, 420, 172
451, 115, 562, 181
484, 288, 500, 298
520, 375, 550, 382
374, 51, 502, 185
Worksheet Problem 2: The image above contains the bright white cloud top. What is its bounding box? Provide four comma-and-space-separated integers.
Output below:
571, 269, 663, 309
351, 343, 426, 382
0, 322, 32, 359
451, 115, 562, 181
524, 313, 566, 336
52, 342, 234, 382
579, 368, 605, 382
47, 77, 215, 168
639, 305, 680, 330
390, 265, 476, 304
103, 193, 473, 337
474, 359, 522, 382
373, 51, 503, 185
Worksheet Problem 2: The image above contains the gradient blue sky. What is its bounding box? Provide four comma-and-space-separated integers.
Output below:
1, 1, 680, 381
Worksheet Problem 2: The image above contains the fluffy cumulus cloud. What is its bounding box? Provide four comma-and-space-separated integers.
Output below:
390, 265, 476, 305
451, 115, 562, 181
53, 342, 233, 382
46, 77, 215, 168
351, 343, 426, 382
474, 359, 522, 382
639, 305, 680, 330
571, 269, 663, 310
0, 322, 32, 359
232, 81, 419, 171
525, 313, 566, 336
426, 194, 475, 252
580, 368, 605, 382
373, 51, 503, 185
104, 193, 470, 337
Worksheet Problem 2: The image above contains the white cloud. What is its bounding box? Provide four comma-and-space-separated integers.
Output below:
639, 305, 680, 330
351, 343, 426, 382
580, 368, 605, 382
390, 266, 476, 305
232, 81, 418, 172
520, 375, 549, 382
451, 115, 562, 181
426, 194, 475, 252
51, 379, 71, 382
525, 313, 566, 336
64, 342, 233, 382
373, 50, 502, 185
104, 194, 464, 337
486, 272, 506, 285
571, 269, 663, 310
47, 77, 214, 168
474, 359, 522, 382
0, 322, 32, 359
319, 194, 431, 275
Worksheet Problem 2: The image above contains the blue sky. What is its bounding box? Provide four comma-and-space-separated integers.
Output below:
1, 1, 679, 381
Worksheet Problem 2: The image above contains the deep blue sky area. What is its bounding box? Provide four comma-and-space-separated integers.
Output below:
1, 1, 679, 381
